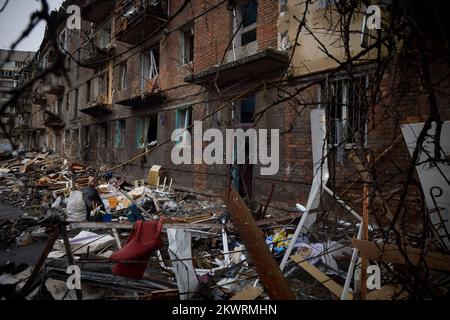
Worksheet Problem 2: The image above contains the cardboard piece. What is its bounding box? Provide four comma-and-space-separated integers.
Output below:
148, 165, 162, 186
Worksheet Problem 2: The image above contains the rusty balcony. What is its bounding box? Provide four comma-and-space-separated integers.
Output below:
184, 49, 290, 88
114, 0, 167, 45
32, 90, 47, 106
80, 42, 114, 69
115, 76, 165, 108
43, 75, 65, 96
79, 95, 112, 117
43, 110, 64, 129
81, 0, 116, 24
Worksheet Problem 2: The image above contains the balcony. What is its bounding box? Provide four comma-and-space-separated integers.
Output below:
79, 95, 112, 117
32, 90, 47, 106
15, 123, 32, 132
184, 49, 290, 88
43, 110, 64, 129
115, 76, 164, 108
43, 75, 64, 96
114, 1, 167, 45
81, 0, 115, 24
80, 42, 114, 69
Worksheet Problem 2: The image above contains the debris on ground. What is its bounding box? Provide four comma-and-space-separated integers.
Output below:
1, 151, 448, 300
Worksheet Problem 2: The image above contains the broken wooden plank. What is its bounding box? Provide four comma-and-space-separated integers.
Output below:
348, 150, 398, 227
291, 254, 353, 300
230, 286, 263, 300
352, 239, 450, 272
224, 188, 296, 300
17, 227, 61, 298
360, 153, 372, 300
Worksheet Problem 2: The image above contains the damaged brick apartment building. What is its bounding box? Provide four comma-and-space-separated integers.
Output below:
26, 0, 449, 215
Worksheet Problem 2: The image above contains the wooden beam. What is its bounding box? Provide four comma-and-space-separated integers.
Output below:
348, 150, 397, 226
230, 286, 264, 300
291, 255, 353, 300
352, 239, 450, 272
224, 188, 296, 300
360, 153, 371, 300
341, 135, 403, 195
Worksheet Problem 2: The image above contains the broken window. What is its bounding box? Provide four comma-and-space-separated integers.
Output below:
73, 88, 78, 120
240, 0, 257, 45
120, 62, 128, 90
233, 95, 255, 123
175, 107, 192, 143
140, 47, 159, 91
82, 125, 90, 147
136, 114, 158, 149
240, 95, 255, 123
234, 0, 258, 47
180, 24, 194, 65
94, 73, 108, 101
114, 119, 126, 148
321, 74, 368, 147
98, 123, 108, 147
86, 80, 91, 103
65, 93, 70, 111
57, 96, 63, 115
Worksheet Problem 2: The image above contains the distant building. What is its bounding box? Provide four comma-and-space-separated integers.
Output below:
0, 49, 35, 144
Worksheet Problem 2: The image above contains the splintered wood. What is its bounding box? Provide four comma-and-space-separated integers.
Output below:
230, 286, 263, 300
291, 255, 353, 300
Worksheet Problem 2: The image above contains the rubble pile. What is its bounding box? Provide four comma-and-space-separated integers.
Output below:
0, 152, 434, 301
0, 152, 91, 211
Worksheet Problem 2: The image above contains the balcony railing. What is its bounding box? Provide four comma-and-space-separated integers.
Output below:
43, 110, 64, 129
114, 0, 167, 44
115, 75, 164, 108
80, 41, 114, 69
184, 49, 290, 88
32, 90, 47, 105
81, 0, 116, 23
79, 95, 112, 117
43, 75, 64, 96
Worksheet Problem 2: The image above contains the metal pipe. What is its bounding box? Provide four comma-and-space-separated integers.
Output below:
341, 222, 363, 300
324, 186, 362, 222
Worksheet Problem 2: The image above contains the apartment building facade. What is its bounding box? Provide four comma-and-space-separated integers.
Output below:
0, 49, 35, 146
29, 0, 449, 213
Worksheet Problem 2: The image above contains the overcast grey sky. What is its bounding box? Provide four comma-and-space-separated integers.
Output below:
0, 0, 64, 52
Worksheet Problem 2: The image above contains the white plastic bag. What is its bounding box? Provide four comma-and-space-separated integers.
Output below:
66, 191, 86, 222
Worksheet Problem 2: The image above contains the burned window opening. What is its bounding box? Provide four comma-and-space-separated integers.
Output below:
137, 114, 158, 149
180, 24, 194, 65
176, 106, 193, 143
119, 62, 128, 90
141, 47, 160, 91
114, 119, 126, 148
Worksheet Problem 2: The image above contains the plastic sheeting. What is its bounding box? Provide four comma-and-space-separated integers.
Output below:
167, 228, 198, 300
66, 191, 87, 222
